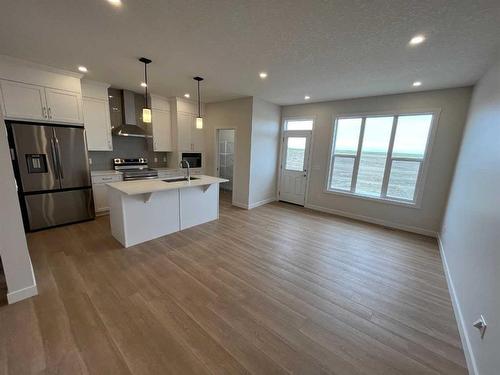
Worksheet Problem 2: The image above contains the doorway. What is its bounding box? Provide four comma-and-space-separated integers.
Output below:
279, 131, 312, 205
216, 129, 235, 203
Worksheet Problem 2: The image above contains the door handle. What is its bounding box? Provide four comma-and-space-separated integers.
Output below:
50, 138, 59, 177
54, 136, 64, 179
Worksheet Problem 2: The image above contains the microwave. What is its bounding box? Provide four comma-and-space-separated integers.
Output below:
180, 152, 202, 168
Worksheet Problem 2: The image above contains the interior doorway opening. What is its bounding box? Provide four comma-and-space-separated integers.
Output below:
216, 129, 235, 203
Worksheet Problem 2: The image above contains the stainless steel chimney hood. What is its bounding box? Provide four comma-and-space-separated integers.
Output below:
109, 88, 152, 138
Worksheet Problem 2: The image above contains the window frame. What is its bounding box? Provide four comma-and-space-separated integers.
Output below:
325, 109, 440, 208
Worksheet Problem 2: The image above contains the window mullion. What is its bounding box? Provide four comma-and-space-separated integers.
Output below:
381, 116, 398, 198
350, 117, 366, 192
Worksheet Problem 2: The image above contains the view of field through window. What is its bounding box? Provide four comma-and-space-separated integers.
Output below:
330, 114, 432, 201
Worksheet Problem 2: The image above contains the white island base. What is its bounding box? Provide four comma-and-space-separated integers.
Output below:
107, 176, 227, 248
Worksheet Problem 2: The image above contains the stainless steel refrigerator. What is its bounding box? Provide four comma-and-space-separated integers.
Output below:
8, 121, 94, 231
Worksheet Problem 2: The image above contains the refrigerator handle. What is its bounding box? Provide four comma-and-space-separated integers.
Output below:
54, 136, 64, 179
49, 137, 60, 179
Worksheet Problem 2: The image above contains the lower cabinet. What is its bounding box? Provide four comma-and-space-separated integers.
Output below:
92, 173, 122, 214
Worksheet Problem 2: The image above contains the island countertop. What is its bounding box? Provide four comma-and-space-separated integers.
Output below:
106, 175, 228, 196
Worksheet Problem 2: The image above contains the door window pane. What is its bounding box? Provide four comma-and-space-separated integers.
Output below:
355, 117, 393, 196
331, 156, 355, 191
285, 120, 313, 131
392, 115, 432, 158
285, 137, 306, 171
334, 118, 362, 155
387, 160, 421, 200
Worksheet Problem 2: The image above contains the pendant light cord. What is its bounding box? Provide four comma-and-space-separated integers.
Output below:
197, 80, 201, 117
144, 62, 148, 108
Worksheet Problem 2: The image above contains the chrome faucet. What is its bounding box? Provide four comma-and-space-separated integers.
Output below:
179, 159, 191, 182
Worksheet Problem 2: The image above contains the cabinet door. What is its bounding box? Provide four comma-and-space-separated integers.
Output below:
45, 88, 83, 124
177, 112, 193, 151
152, 109, 172, 151
83, 97, 113, 151
0, 80, 47, 121
92, 183, 109, 213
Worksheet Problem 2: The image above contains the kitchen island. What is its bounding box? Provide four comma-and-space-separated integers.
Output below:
106, 175, 228, 247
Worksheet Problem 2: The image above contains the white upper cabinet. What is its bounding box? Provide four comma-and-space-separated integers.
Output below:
174, 97, 205, 151
0, 80, 47, 121
152, 109, 172, 151
177, 112, 193, 151
0, 57, 84, 125
81, 81, 112, 151
45, 88, 83, 124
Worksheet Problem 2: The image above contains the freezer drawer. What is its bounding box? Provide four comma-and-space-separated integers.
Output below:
24, 188, 94, 231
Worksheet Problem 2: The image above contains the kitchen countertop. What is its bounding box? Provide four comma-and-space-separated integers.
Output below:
91, 170, 123, 176
106, 175, 228, 195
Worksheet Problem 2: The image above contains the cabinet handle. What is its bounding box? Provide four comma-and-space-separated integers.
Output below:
42, 107, 47, 118
101, 177, 113, 181
48, 107, 52, 119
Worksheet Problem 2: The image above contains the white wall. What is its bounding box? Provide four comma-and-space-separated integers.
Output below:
0, 113, 38, 303
440, 59, 500, 375
281, 87, 472, 235
248, 98, 281, 208
205, 97, 253, 207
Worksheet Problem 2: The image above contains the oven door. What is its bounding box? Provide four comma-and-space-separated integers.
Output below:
181, 153, 202, 168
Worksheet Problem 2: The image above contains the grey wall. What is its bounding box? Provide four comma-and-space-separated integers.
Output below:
281, 87, 472, 235
88, 136, 169, 170
440, 58, 500, 375
249, 98, 281, 207
205, 97, 254, 207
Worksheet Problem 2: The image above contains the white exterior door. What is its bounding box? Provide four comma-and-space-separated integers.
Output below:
279, 131, 311, 205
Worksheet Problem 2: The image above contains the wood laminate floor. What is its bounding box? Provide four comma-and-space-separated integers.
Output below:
0, 192, 467, 374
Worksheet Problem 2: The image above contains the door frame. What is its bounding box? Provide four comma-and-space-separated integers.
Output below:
214, 128, 236, 200
277, 117, 315, 206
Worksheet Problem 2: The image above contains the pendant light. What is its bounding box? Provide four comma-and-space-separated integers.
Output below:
139, 57, 152, 123
193, 76, 204, 129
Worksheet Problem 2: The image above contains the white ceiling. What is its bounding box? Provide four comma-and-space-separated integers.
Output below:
1, 0, 499, 105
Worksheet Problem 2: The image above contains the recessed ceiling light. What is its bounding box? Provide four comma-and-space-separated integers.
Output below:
107, 0, 122, 6
304, 95, 311, 100
140, 82, 147, 87
78, 66, 88, 73
409, 34, 426, 46
259, 72, 268, 79
184, 93, 190, 98
412, 81, 422, 87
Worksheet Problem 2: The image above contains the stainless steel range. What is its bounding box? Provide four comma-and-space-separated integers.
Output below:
113, 158, 158, 181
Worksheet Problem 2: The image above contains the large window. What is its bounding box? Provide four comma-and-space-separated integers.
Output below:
327, 112, 435, 204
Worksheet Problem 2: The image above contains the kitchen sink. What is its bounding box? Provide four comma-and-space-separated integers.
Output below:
162, 177, 199, 183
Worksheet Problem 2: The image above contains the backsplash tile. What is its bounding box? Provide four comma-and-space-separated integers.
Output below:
88, 135, 170, 170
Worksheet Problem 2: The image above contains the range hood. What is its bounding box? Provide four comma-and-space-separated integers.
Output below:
109, 88, 152, 138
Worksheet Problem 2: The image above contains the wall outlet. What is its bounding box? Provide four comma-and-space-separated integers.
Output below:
473, 315, 487, 339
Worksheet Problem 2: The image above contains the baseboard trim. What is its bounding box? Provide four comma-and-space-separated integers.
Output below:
7, 284, 38, 304
248, 197, 276, 210
232, 197, 276, 210
304, 203, 437, 237
231, 201, 249, 209
437, 234, 478, 375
